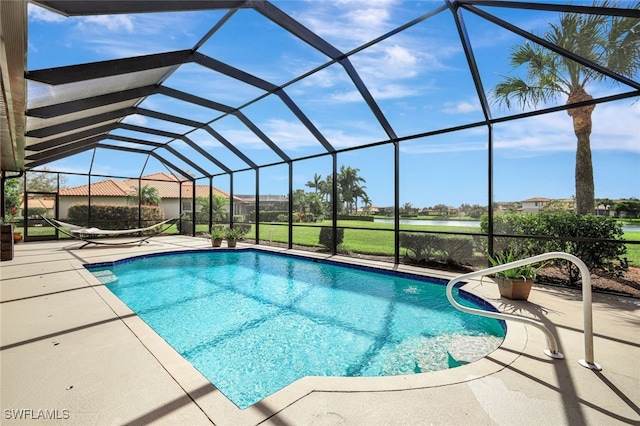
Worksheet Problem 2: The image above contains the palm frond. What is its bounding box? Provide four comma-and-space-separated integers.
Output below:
492, 76, 561, 109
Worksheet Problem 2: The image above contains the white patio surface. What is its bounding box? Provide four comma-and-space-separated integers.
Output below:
1, 236, 638, 425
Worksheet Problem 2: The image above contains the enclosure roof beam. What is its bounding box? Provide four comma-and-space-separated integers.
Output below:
26, 123, 118, 152
156, 86, 236, 114
457, 0, 640, 18
98, 144, 192, 180
235, 112, 291, 162
134, 108, 205, 129
181, 135, 232, 174
107, 134, 211, 177
25, 107, 136, 138
112, 122, 233, 174
117, 123, 183, 140
26, 50, 194, 85
202, 125, 258, 169
25, 135, 104, 162
248, 1, 343, 60
32, 1, 249, 17
27, 85, 159, 118
462, 3, 640, 91
193, 53, 335, 152
447, 0, 492, 122
248, 1, 395, 142
193, 52, 278, 92
339, 58, 398, 140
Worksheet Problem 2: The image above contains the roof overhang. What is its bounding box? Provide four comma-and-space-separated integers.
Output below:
0, 0, 27, 172
29, 1, 249, 16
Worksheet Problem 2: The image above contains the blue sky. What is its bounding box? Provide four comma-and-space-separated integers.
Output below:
27, 1, 639, 208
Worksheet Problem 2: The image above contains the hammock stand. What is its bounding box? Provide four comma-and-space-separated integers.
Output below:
40, 215, 183, 248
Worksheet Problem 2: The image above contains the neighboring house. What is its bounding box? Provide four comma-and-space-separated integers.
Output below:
493, 201, 520, 213
58, 173, 238, 219
235, 194, 288, 215
356, 205, 380, 214
521, 197, 551, 214
20, 196, 55, 217
520, 197, 576, 214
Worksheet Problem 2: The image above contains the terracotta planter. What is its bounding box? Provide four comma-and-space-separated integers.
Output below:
13, 233, 23, 243
226, 238, 237, 248
495, 276, 534, 300
211, 237, 223, 247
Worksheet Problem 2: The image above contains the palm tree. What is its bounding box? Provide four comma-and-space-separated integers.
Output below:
337, 165, 366, 214
197, 194, 228, 222
361, 194, 372, 214
129, 185, 161, 206
492, 1, 640, 214
305, 173, 323, 194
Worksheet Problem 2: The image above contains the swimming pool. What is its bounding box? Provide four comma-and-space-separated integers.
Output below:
87, 249, 505, 409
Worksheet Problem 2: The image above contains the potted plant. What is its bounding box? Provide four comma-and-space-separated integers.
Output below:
225, 227, 244, 248
208, 226, 225, 247
488, 250, 543, 300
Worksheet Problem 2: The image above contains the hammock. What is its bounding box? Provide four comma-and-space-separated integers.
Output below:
40, 215, 182, 248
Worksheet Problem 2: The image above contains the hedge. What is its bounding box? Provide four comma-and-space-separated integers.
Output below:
67, 204, 164, 231
399, 232, 474, 265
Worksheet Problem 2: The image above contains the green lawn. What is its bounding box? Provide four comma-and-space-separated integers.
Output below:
11, 220, 640, 266
249, 221, 640, 265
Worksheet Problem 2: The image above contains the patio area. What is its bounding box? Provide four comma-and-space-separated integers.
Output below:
1, 236, 639, 425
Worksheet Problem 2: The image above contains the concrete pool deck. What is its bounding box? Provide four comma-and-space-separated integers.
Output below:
1, 236, 638, 425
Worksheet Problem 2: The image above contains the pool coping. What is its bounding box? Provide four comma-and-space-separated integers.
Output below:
81, 245, 528, 425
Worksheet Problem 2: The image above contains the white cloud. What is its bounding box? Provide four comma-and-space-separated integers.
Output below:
442, 99, 482, 114
77, 15, 135, 33
262, 119, 319, 150
296, 0, 399, 49
399, 141, 487, 154
213, 127, 271, 150
122, 115, 148, 126
383, 44, 418, 76
398, 99, 639, 156
494, 100, 640, 155
28, 4, 66, 23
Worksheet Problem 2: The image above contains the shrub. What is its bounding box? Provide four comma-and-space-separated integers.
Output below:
536, 213, 627, 284
27, 207, 48, 218
481, 212, 627, 284
258, 211, 289, 222
319, 226, 344, 250
235, 223, 252, 235
400, 232, 474, 264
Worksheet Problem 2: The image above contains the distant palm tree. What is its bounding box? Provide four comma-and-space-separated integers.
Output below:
305, 173, 323, 194
196, 194, 228, 222
361, 194, 372, 214
492, 1, 640, 214
129, 185, 161, 206
338, 165, 367, 214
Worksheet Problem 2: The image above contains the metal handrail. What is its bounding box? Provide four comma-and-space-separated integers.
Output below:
446, 251, 602, 370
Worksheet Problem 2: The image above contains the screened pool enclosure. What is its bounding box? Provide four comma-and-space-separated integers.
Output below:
1, 0, 639, 268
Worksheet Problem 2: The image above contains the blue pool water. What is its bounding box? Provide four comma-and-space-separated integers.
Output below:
87, 249, 505, 409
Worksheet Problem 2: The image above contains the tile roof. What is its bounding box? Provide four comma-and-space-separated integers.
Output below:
522, 197, 551, 202
20, 197, 55, 209
58, 180, 133, 197
58, 173, 231, 199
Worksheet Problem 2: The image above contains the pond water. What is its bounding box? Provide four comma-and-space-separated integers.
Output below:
374, 218, 639, 232
374, 219, 480, 227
